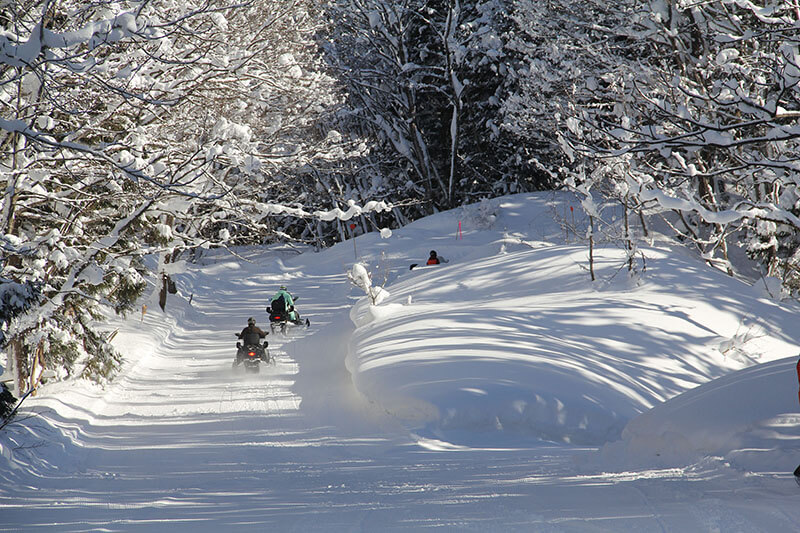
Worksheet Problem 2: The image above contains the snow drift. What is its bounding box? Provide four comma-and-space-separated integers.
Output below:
346, 194, 800, 450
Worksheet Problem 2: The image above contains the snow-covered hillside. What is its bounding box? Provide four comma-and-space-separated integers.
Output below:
2, 192, 800, 531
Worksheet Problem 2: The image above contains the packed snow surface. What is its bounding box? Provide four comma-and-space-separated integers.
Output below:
2, 192, 800, 531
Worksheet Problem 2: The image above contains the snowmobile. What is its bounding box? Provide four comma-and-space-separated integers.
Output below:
266, 297, 310, 335
234, 336, 270, 373
266, 309, 310, 335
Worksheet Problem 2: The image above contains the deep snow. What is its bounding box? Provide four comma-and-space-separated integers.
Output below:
2, 192, 800, 531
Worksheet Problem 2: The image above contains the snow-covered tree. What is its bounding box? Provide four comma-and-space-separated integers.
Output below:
506, 0, 658, 276
323, 0, 546, 211
0, 0, 389, 394
505, 0, 644, 184
0, 0, 191, 391
544, 1, 800, 288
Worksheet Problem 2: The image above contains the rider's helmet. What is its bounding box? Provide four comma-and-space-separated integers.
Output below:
279, 285, 287, 291
248, 317, 256, 326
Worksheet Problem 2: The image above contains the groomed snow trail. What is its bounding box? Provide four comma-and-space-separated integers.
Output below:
2, 247, 800, 532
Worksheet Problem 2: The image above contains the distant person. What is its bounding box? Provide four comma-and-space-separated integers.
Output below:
410, 250, 449, 270
427, 250, 449, 265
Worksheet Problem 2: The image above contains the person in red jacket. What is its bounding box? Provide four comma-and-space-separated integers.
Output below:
410, 250, 450, 270
426, 250, 448, 265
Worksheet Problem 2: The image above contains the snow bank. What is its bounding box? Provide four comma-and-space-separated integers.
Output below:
347, 195, 800, 447
602, 356, 800, 471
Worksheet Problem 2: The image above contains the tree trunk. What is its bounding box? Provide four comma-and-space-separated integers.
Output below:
10, 337, 25, 396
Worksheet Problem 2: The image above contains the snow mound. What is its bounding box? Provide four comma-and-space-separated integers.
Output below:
602, 356, 800, 471
347, 195, 800, 447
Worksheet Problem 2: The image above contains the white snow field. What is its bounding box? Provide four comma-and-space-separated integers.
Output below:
2, 192, 800, 531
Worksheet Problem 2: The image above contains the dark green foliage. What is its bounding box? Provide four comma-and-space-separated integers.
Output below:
0, 383, 15, 420
80, 337, 123, 383
0, 279, 42, 346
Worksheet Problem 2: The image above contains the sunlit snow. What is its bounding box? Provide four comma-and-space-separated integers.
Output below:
2, 192, 800, 531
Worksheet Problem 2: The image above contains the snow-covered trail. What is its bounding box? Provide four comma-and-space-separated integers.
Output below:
1, 251, 583, 531
3, 247, 800, 532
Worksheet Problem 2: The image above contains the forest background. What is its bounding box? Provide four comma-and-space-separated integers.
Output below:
2, 0, 800, 402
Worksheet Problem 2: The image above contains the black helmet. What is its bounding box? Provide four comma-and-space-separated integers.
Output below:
247, 317, 255, 326
429, 250, 437, 257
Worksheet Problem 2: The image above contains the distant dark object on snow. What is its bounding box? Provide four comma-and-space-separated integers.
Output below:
410, 250, 449, 270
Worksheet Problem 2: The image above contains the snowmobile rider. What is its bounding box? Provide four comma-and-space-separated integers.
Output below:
270, 285, 301, 323
426, 250, 448, 265
235, 317, 268, 365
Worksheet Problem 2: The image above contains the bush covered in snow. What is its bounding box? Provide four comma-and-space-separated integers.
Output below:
348, 263, 390, 306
